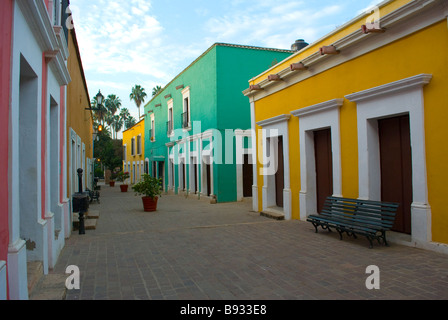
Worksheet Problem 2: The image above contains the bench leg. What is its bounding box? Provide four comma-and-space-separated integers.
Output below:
366, 236, 374, 249
336, 228, 344, 240
382, 232, 390, 247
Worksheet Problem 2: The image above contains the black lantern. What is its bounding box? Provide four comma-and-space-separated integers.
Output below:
95, 90, 104, 106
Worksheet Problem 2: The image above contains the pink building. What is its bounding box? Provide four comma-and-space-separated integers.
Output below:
0, 0, 72, 299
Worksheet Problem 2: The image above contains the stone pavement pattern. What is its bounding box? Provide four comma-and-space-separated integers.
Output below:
50, 184, 448, 300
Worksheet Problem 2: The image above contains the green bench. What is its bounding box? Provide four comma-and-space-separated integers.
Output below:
307, 196, 399, 248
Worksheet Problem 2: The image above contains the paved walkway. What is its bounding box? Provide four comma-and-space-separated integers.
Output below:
53, 183, 448, 300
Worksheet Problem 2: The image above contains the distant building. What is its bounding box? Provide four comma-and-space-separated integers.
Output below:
122, 119, 145, 184
144, 43, 293, 203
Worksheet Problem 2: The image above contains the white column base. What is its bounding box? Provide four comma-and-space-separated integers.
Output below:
0, 261, 7, 300
7, 239, 28, 300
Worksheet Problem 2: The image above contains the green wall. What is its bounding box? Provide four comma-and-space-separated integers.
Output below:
144, 43, 292, 202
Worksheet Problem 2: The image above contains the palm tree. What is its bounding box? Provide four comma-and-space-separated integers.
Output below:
91, 97, 107, 128
102, 94, 122, 139
130, 85, 147, 119
124, 116, 137, 129
105, 94, 122, 116
152, 85, 162, 97
112, 114, 123, 139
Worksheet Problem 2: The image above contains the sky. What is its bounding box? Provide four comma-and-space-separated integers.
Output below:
69, 0, 383, 135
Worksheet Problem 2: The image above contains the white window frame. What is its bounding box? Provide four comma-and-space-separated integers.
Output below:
181, 86, 191, 131
167, 98, 174, 137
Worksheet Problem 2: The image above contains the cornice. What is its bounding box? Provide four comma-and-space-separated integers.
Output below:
243, 0, 441, 100
345, 74, 432, 102
256, 114, 291, 127
291, 99, 344, 117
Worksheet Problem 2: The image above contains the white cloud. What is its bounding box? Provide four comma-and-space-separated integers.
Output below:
204, 1, 343, 49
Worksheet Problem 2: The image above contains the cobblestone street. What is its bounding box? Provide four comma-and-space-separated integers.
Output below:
53, 184, 448, 301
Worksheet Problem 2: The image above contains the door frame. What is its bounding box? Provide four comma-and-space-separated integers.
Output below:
346, 73, 432, 244
291, 98, 343, 220
256, 114, 291, 219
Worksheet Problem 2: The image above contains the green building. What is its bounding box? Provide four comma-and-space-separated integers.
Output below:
144, 43, 293, 203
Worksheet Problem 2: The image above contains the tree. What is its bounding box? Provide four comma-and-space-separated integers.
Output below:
119, 108, 137, 130
91, 97, 107, 128
152, 85, 162, 97
130, 85, 147, 119
94, 131, 123, 172
124, 116, 137, 129
104, 94, 122, 139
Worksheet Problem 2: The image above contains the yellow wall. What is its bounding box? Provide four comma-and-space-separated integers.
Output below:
250, 0, 413, 84
253, 18, 448, 244
122, 119, 145, 184
66, 29, 93, 196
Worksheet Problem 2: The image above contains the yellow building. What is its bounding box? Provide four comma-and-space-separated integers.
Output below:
122, 119, 145, 184
66, 28, 93, 205
244, 0, 448, 252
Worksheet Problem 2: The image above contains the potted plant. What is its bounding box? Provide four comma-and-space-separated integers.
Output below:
117, 171, 130, 192
132, 174, 163, 212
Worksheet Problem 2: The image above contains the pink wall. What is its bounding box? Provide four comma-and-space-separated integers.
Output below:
0, 0, 13, 261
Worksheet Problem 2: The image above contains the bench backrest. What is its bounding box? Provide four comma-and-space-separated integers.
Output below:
321, 196, 399, 230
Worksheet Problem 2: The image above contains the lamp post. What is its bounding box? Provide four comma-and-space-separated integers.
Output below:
86, 90, 105, 189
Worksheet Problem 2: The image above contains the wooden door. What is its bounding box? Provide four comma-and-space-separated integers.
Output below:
314, 129, 333, 214
275, 136, 284, 207
378, 115, 412, 234
194, 162, 198, 193
206, 163, 211, 196
243, 154, 253, 197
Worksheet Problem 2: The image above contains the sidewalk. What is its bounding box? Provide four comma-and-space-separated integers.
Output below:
50, 183, 448, 300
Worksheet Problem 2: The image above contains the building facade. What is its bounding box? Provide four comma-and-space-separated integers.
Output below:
66, 27, 94, 227
0, 0, 91, 299
244, 0, 448, 252
123, 119, 145, 184
144, 43, 292, 203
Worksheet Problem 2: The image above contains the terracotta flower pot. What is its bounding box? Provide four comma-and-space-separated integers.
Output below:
142, 196, 158, 212
109, 181, 115, 187
120, 184, 128, 192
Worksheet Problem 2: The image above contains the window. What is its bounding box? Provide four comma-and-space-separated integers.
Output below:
150, 114, 155, 141
131, 137, 135, 156
137, 135, 142, 155
167, 99, 174, 136
181, 86, 191, 130
123, 145, 127, 162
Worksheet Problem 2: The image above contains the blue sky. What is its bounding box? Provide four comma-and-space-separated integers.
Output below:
69, 0, 382, 125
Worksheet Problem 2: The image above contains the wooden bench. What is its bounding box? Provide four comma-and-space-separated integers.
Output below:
307, 196, 399, 248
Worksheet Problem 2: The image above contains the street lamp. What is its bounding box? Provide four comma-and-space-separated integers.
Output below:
95, 90, 104, 106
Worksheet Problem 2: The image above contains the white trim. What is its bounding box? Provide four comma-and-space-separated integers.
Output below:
250, 102, 259, 211
0, 261, 7, 300
257, 114, 291, 219
181, 86, 191, 131
291, 99, 343, 220
235, 129, 252, 201
346, 73, 432, 246
167, 98, 174, 137
256, 114, 290, 127
345, 74, 432, 102
244, 0, 445, 102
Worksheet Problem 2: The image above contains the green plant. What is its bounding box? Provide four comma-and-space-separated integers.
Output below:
132, 174, 162, 198
116, 171, 129, 183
